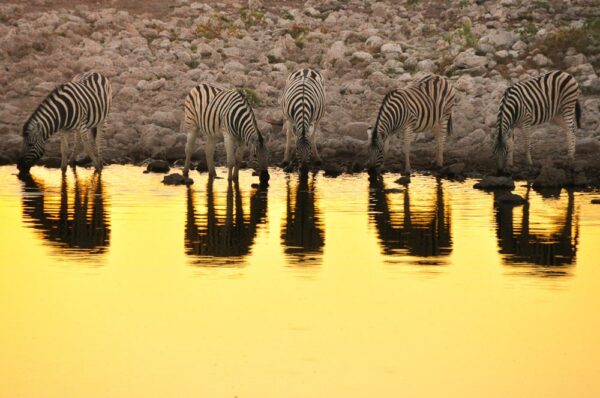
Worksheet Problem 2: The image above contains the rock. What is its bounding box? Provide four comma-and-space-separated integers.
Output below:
532, 54, 550, 67
150, 111, 179, 129
564, 54, 587, 68
417, 59, 436, 72
454, 48, 487, 69
494, 191, 526, 206
473, 176, 515, 190
592, 199, 600, 204
481, 29, 519, 48
162, 173, 193, 185
395, 175, 411, 185
339, 122, 369, 141
352, 51, 373, 63
439, 162, 466, 177
365, 35, 383, 51
146, 159, 170, 173
575, 137, 600, 154
533, 165, 568, 188
323, 163, 344, 177
381, 43, 403, 54
324, 41, 346, 64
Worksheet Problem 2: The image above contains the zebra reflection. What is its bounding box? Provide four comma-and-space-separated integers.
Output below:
281, 173, 324, 261
21, 171, 110, 255
495, 188, 578, 276
185, 180, 267, 263
368, 178, 452, 262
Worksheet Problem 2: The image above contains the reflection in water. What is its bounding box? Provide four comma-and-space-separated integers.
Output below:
495, 188, 578, 276
281, 172, 324, 263
368, 178, 452, 263
185, 179, 268, 265
21, 171, 110, 257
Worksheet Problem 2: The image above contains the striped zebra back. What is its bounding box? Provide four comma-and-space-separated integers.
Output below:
19, 72, 112, 169
371, 74, 454, 142
205, 89, 263, 144
494, 70, 580, 156
183, 83, 223, 135
281, 68, 326, 138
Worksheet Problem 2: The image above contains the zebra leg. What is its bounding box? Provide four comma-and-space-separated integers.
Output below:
282, 119, 293, 167
94, 122, 106, 168
523, 126, 533, 167
183, 127, 199, 177
506, 134, 514, 169
309, 124, 322, 165
403, 126, 413, 174
563, 112, 577, 162
224, 133, 236, 182
205, 135, 218, 178
68, 132, 79, 168
79, 129, 101, 172
60, 131, 69, 173
233, 142, 245, 180
435, 119, 449, 168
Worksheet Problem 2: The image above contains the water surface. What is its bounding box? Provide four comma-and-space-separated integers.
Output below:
1, 165, 599, 397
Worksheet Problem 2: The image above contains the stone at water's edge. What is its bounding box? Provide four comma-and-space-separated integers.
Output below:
146, 160, 170, 173
162, 173, 193, 186
494, 191, 526, 206
395, 175, 411, 185
473, 176, 515, 190
592, 199, 600, 204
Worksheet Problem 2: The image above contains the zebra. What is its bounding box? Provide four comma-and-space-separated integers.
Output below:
494, 70, 581, 173
182, 82, 223, 177
182, 84, 270, 183
280, 68, 326, 169
366, 74, 455, 177
17, 71, 112, 176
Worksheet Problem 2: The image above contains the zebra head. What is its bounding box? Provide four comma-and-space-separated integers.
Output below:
249, 135, 270, 183
493, 91, 516, 174
296, 135, 311, 168
366, 127, 385, 177
17, 119, 41, 176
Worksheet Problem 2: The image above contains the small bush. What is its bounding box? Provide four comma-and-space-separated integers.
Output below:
534, 18, 600, 68
240, 8, 265, 27
236, 88, 263, 108
447, 19, 479, 49
195, 14, 241, 40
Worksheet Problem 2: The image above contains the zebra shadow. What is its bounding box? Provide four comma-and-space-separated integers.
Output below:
494, 187, 578, 277
281, 172, 325, 265
368, 177, 452, 264
185, 179, 268, 266
20, 171, 110, 259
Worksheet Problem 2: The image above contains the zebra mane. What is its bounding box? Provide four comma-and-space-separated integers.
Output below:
23, 83, 66, 137
372, 91, 395, 143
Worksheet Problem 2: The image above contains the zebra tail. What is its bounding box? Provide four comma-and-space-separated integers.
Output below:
493, 128, 506, 156
91, 127, 97, 139
575, 100, 582, 129
447, 114, 453, 136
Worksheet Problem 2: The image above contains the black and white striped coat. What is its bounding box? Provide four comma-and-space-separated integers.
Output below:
366, 74, 455, 175
280, 68, 326, 167
182, 82, 223, 177
183, 83, 269, 182
494, 70, 581, 171
17, 71, 112, 175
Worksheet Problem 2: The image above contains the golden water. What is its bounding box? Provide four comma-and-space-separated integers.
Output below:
1, 165, 599, 397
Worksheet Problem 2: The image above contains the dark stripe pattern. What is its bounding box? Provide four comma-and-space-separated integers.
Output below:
281, 68, 326, 165
367, 74, 455, 174
19, 72, 112, 170
494, 70, 580, 170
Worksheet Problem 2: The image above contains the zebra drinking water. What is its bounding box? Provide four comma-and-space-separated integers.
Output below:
17, 71, 112, 176
366, 74, 456, 177
494, 70, 581, 173
280, 68, 326, 169
182, 84, 269, 183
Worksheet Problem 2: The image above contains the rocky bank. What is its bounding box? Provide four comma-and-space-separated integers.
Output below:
1, 0, 599, 184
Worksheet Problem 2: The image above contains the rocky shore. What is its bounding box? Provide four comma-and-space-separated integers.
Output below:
1, 0, 599, 186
